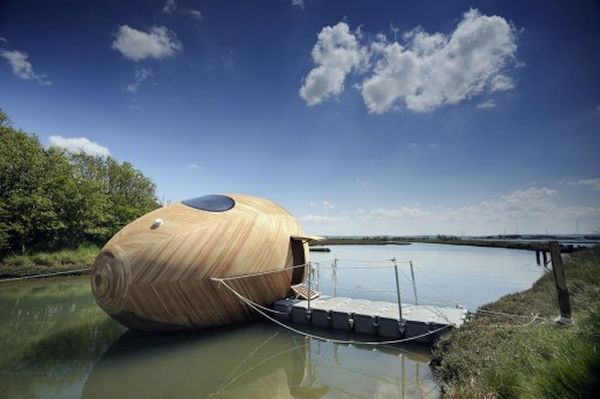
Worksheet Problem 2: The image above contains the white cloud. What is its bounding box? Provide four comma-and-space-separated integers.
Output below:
568, 178, 600, 191
184, 9, 203, 20
490, 74, 514, 92
163, 0, 177, 13
49, 135, 110, 157
371, 207, 431, 219
0, 37, 7, 43
596, 105, 600, 112
322, 200, 335, 209
299, 22, 367, 106
477, 100, 496, 109
125, 67, 153, 93
361, 9, 518, 113
297, 186, 600, 235
357, 178, 371, 187
427, 143, 439, 149
111, 25, 182, 61
186, 163, 200, 170
292, 0, 305, 9
299, 214, 345, 224
163, 1, 203, 20
1, 50, 51, 86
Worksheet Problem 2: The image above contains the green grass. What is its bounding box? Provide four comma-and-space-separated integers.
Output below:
0, 245, 99, 278
431, 246, 600, 398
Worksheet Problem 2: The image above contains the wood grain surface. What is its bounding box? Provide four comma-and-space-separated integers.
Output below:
92, 194, 311, 331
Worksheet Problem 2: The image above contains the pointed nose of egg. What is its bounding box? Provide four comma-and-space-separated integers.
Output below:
91, 246, 131, 315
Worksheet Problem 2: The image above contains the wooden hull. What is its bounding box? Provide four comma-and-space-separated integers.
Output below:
91, 194, 309, 331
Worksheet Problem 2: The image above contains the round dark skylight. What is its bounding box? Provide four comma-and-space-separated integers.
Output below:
182, 195, 235, 212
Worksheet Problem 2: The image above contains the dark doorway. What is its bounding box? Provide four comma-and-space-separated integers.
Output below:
290, 238, 306, 285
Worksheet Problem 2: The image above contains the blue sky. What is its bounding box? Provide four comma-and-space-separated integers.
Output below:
1, 0, 599, 235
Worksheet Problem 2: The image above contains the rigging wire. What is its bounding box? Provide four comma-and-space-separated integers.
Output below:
211, 277, 453, 346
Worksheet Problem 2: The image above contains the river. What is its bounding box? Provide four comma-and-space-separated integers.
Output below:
0, 243, 544, 398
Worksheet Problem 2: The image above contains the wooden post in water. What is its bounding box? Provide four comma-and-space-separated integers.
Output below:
535, 250, 541, 266
542, 251, 548, 266
549, 241, 573, 325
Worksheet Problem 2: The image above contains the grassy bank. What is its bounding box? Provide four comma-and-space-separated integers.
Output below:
431, 246, 600, 398
0, 245, 99, 278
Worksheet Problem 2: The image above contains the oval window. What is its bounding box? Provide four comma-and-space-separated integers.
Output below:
182, 195, 235, 212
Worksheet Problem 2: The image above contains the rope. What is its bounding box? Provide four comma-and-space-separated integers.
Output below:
215, 331, 281, 394
474, 308, 551, 322
324, 265, 396, 270
410, 262, 460, 306
208, 344, 306, 398
215, 263, 307, 281
0, 268, 92, 283
211, 277, 453, 345
335, 258, 411, 264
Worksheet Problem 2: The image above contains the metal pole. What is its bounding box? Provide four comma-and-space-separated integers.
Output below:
394, 262, 403, 320
316, 262, 320, 293
333, 258, 338, 297
409, 260, 418, 305
307, 262, 312, 313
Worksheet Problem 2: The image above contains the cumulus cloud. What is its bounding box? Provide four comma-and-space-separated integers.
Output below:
111, 25, 182, 61
299, 22, 367, 106
299, 9, 519, 114
49, 135, 110, 157
361, 9, 518, 113
477, 100, 496, 109
125, 67, 153, 93
292, 0, 304, 9
567, 178, 600, 191
163, 0, 203, 20
1, 50, 51, 86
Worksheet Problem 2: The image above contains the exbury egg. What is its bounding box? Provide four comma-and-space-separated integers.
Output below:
91, 194, 318, 331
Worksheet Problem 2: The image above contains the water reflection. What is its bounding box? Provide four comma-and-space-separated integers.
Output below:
0, 277, 124, 399
82, 324, 438, 398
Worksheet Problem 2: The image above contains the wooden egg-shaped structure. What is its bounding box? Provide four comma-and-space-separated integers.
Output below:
91, 194, 317, 331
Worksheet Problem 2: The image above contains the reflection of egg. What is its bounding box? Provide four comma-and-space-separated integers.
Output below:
92, 194, 316, 331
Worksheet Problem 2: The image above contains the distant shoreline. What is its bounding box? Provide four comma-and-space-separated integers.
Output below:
310, 237, 594, 253
310, 239, 411, 246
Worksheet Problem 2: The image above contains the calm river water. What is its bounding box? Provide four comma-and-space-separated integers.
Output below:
0, 243, 544, 399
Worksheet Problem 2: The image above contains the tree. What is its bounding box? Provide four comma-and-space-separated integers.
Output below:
0, 128, 57, 252
0, 109, 159, 256
0, 108, 11, 128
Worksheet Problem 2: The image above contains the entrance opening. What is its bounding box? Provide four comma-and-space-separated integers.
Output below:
290, 238, 306, 285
